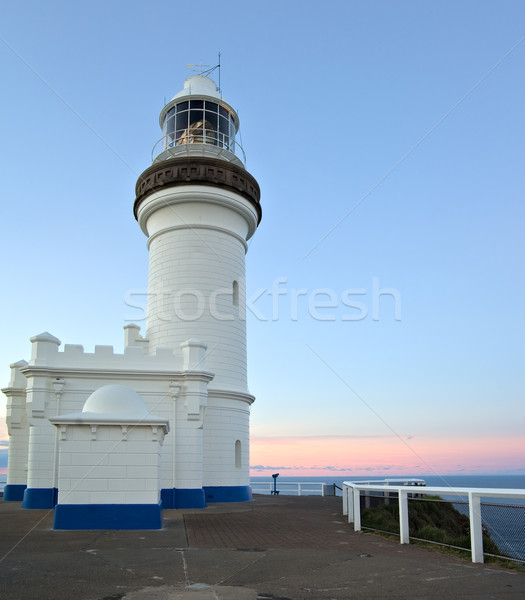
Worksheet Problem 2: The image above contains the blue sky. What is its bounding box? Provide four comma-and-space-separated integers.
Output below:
1, 1, 524, 475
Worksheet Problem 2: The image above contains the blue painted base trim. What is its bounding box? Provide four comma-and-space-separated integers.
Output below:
161, 488, 175, 508
204, 485, 252, 503
175, 488, 206, 509
161, 488, 206, 509
22, 487, 58, 509
3, 484, 27, 501
161, 486, 252, 507
54, 503, 162, 530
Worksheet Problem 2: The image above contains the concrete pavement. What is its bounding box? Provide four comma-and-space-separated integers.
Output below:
0, 495, 523, 599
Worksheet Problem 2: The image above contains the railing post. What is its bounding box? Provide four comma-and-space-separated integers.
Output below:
469, 492, 484, 563
399, 490, 410, 544
342, 484, 348, 516
345, 485, 356, 523
298, 483, 301, 496
347, 486, 355, 523
353, 488, 361, 531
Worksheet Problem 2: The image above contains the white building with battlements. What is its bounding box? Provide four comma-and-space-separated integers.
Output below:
2, 73, 262, 529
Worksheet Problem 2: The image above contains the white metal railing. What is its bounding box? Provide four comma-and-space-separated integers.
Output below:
348, 478, 426, 487
343, 481, 525, 563
251, 481, 327, 496
151, 131, 246, 165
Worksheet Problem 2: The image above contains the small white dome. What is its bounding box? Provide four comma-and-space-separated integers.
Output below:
82, 385, 147, 417
171, 75, 220, 101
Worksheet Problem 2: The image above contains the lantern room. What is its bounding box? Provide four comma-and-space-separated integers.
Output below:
152, 74, 244, 166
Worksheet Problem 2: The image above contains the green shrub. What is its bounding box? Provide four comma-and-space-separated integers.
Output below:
360, 495, 504, 557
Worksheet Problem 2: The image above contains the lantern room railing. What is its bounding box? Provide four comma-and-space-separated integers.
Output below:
152, 129, 246, 165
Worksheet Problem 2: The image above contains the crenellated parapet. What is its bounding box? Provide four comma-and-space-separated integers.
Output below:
24, 326, 182, 374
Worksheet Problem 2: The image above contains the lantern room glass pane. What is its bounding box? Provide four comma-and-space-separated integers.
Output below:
188, 110, 201, 141
204, 111, 218, 145
187, 109, 204, 143
165, 114, 175, 132
218, 116, 229, 148
189, 109, 204, 127
176, 101, 188, 112
176, 111, 188, 144
219, 115, 229, 134
163, 107, 176, 148
205, 111, 218, 130
176, 111, 188, 132
190, 99, 203, 109
230, 119, 237, 151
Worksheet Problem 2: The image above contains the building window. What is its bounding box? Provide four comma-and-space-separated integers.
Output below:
235, 440, 241, 468
232, 280, 239, 306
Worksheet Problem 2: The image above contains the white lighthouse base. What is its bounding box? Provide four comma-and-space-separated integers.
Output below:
2, 326, 254, 524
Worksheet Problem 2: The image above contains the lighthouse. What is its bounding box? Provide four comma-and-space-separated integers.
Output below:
136, 74, 261, 392
133, 73, 262, 506
2, 72, 261, 527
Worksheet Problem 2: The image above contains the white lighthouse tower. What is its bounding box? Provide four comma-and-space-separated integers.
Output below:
134, 73, 261, 507
2, 72, 261, 526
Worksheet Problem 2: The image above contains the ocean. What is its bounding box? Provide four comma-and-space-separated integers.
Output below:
251, 474, 525, 496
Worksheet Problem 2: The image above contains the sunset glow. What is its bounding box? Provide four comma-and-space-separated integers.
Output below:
250, 434, 525, 477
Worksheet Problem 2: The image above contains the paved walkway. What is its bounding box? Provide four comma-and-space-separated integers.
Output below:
1, 495, 524, 599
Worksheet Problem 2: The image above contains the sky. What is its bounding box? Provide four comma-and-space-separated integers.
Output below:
1, 0, 524, 478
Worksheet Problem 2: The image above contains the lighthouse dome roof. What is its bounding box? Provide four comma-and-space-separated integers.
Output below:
82, 385, 148, 417
171, 74, 221, 101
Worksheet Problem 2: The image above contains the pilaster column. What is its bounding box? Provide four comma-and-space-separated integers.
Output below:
2, 361, 28, 500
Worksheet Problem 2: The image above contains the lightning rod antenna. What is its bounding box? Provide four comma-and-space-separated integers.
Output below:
218, 51, 221, 95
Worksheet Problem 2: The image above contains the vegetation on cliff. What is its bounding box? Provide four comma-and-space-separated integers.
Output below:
361, 495, 503, 556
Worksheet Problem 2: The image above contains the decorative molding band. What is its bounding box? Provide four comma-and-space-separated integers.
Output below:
146, 223, 249, 252
134, 156, 261, 223
179, 371, 215, 383
0, 387, 27, 397
19, 366, 186, 380
207, 389, 255, 405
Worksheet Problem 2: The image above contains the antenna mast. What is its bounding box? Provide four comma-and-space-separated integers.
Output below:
186, 55, 222, 93
218, 51, 221, 94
